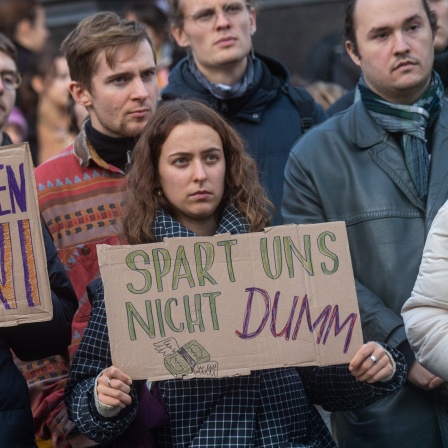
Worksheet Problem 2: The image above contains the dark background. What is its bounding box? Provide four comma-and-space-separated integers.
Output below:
40, 0, 347, 81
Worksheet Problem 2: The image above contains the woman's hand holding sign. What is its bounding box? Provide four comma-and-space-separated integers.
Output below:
97, 366, 133, 409
349, 342, 395, 383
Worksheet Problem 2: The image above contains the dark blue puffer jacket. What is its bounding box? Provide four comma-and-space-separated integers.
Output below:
162, 53, 328, 225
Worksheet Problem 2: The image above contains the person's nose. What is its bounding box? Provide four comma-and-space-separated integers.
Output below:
393, 32, 411, 54
131, 77, 150, 100
193, 160, 207, 182
215, 9, 231, 28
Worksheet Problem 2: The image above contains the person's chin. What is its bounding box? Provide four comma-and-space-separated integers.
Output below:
123, 122, 147, 139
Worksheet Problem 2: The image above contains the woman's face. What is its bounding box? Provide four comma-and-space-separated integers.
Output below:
172, 0, 256, 80
45, 56, 71, 108
158, 121, 226, 235
27, 6, 50, 53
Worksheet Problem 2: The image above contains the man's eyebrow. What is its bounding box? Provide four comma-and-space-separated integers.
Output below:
141, 65, 157, 72
367, 14, 423, 36
367, 25, 390, 37
104, 65, 156, 81
104, 71, 131, 82
191, 6, 214, 15
403, 14, 424, 26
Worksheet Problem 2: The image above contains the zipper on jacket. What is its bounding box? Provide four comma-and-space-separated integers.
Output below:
220, 100, 229, 114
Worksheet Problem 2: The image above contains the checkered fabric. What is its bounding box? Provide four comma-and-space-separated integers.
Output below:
65, 207, 407, 447
156, 351, 406, 447
152, 204, 250, 241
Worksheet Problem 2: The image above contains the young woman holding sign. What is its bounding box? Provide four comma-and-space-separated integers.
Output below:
65, 99, 406, 447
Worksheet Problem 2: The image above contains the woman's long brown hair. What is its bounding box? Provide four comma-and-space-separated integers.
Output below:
123, 99, 273, 244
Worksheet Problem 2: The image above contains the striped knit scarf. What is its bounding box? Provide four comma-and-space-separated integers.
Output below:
152, 204, 250, 242
359, 71, 444, 201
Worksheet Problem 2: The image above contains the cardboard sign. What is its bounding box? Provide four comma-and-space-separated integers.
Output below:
98, 221, 363, 381
0, 143, 52, 327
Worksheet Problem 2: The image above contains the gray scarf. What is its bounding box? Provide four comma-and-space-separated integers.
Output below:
359, 72, 444, 201
188, 54, 254, 100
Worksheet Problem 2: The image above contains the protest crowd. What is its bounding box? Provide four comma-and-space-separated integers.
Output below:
0, 0, 448, 447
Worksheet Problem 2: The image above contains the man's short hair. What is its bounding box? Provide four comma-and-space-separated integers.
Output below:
0, 0, 40, 40
60, 11, 155, 91
0, 32, 17, 63
345, 0, 437, 56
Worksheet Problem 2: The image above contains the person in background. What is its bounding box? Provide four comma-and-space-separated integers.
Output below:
0, 31, 77, 448
402, 199, 448, 383
30, 12, 159, 447
328, 0, 448, 115
0, 35, 22, 147
298, 31, 360, 110
65, 98, 406, 448
67, 95, 88, 136
0, 0, 50, 165
431, 0, 448, 90
123, 0, 179, 90
4, 105, 28, 144
0, 0, 49, 74
28, 45, 74, 164
162, 0, 327, 225
429, 0, 448, 49
292, 74, 347, 111
303, 31, 361, 92
282, 0, 448, 446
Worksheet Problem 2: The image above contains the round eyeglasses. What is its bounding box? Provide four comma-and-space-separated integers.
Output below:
0, 71, 22, 90
185, 2, 249, 30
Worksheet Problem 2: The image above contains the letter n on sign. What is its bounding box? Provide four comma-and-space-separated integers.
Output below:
0, 142, 52, 327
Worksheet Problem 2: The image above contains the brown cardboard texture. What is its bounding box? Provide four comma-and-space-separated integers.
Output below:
98, 221, 363, 381
0, 143, 52, 327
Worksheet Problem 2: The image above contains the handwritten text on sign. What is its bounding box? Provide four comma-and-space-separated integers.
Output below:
98, 222, 363, 380
0, 144, 52, 326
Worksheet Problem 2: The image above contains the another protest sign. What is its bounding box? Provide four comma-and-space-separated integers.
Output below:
0, 143, 52, 327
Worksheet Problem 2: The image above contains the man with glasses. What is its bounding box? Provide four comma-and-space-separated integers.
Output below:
0, 0, 50, 165
163, 0, 327, 225
0, 35, 22, 146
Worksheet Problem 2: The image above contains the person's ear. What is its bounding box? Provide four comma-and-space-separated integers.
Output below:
346, 40, 361, 67
16, 18, 33, 41
30, 75, 44, 95
69, 81, 93, 108
171, 24, 190, 48
249, 6, 257, 35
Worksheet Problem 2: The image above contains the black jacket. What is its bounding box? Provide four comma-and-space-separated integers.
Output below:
162, 54, 327, 225
0, 222, 77, 447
